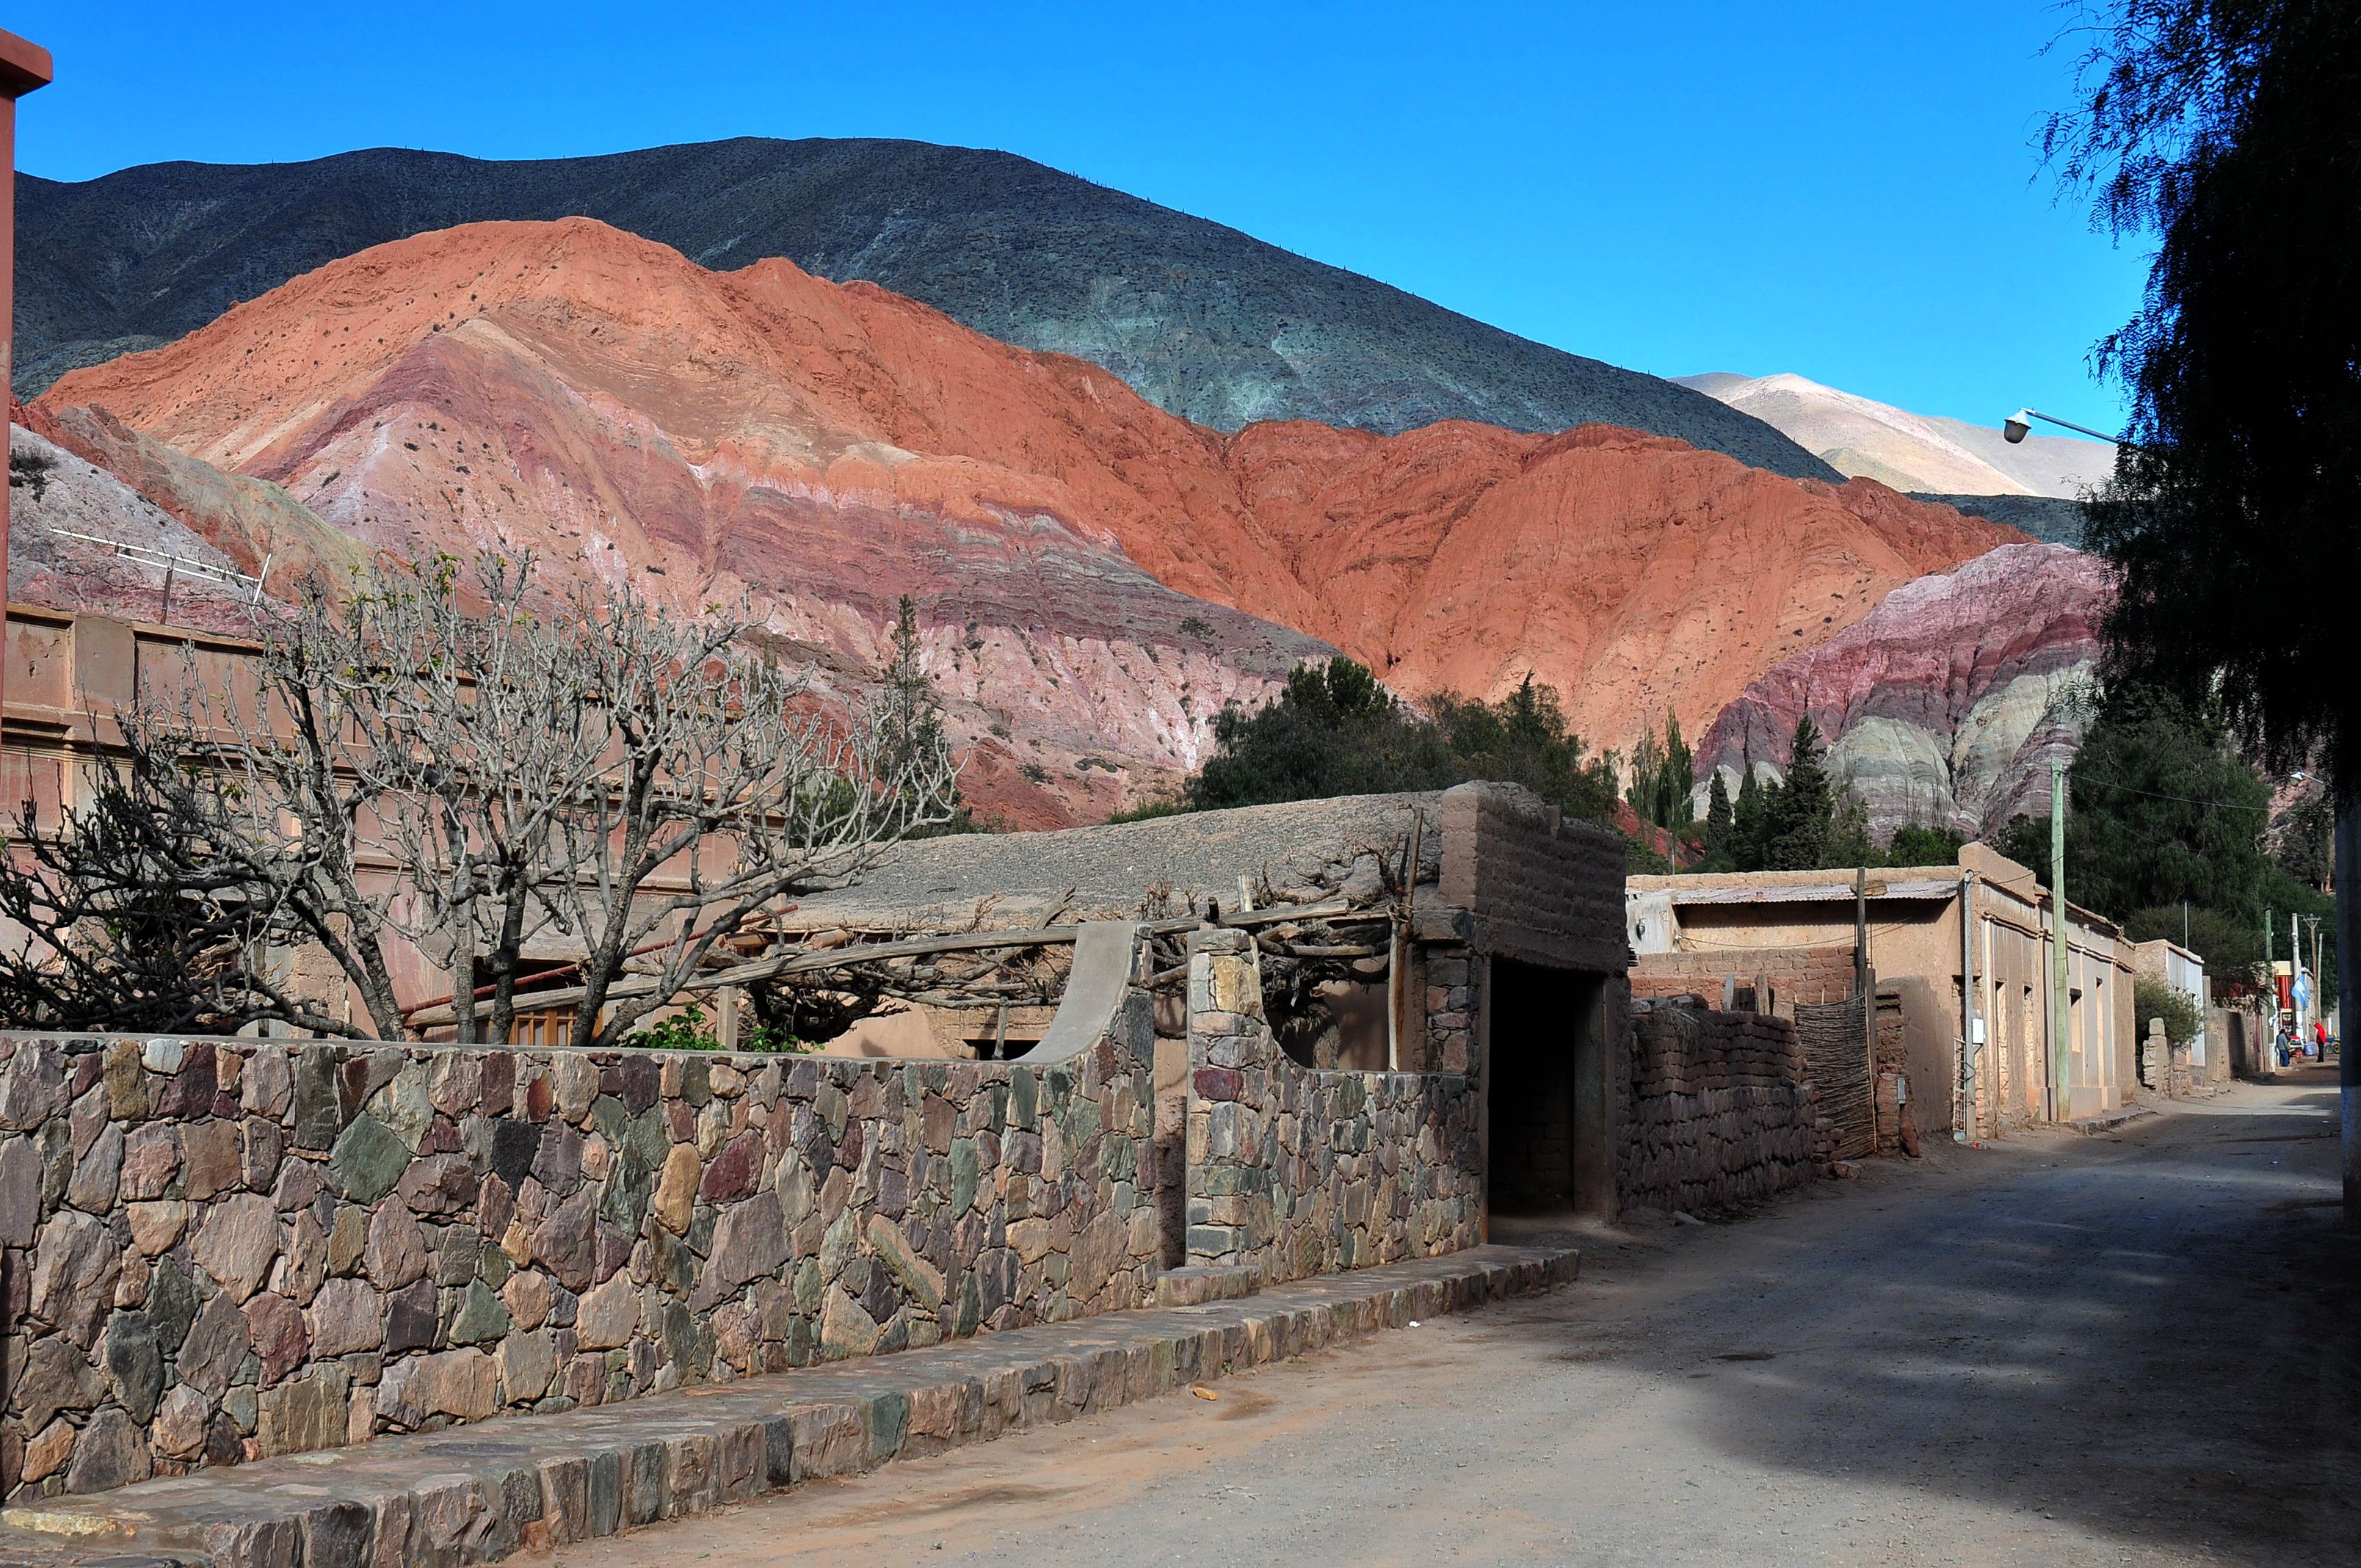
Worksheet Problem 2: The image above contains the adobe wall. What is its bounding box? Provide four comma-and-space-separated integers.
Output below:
0, 990, 1159, 1500
1617, 999, 1818, 1216
1183, 929, 1481, 1284
1437, 785, 1627, 974
1629, 945, 1860, 1016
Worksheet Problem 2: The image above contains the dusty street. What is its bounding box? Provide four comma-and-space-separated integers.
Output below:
553, 1072, 2361, 1567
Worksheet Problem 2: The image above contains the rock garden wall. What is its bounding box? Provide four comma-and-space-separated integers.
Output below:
0, 990, 1157, 1500
1183, 929, 1482, 1285
1617, 998, 1819, 1216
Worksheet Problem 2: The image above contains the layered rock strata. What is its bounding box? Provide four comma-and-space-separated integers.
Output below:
40, 217, 2021, 798
1696, 542, 2111, 836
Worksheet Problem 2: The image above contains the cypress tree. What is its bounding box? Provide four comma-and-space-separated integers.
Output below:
1658, 714, 1696, 828
1731, 747, 1767, 871
1766, 716, 1833, 870
1625, 725, 1661, 826
1702, 769, 1734, 871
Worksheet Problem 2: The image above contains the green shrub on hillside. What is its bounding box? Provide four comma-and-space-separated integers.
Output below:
1158, 658, 1621, 827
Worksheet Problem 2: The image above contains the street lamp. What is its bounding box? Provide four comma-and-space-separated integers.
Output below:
2003, 407, 2123, 445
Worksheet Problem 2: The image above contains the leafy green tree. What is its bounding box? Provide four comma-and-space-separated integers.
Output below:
2060, 686, 2273, 917
1625, 725, 1663, 827
1624, 713, 1699, 832
1992, 684, 2328, 988
2276, 784, 2336, 893
2047, 0, 2360, 802
1178, 659, 1620, 827
2045, 0, 2355, 1046
2134, 973, 2204, 1048
1885, 822, 1968, 868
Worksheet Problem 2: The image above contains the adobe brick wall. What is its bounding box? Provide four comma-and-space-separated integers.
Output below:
1183, 929, 1481, 1285
1437, 783, 1627, 975
1629, 945, 1860, 1015
1617, 1000, 1818, 1216
0, 1004, 1159, 1500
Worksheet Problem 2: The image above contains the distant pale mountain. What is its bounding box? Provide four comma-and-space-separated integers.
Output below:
15, 139, 1835, 479
1678, 371, 2114, 500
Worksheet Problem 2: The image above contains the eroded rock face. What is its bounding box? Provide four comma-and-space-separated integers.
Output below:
40, 218, 2017, 825
1696, 542, 2110, 837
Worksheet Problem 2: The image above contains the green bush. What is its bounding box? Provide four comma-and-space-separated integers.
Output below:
1168, 658, 1621, 828
2133, 974, 2203, 1048
635, 1004, 808, 1053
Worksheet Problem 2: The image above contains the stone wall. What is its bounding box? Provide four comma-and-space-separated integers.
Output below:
1617, 999, 1819, 1216
0, 987, 1158, 1500
1184, 929, 1481, 1285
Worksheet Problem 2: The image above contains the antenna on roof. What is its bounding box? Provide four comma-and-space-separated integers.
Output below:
49, 527, 271, 618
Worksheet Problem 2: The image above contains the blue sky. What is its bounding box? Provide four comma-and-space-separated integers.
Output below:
13, 1, 2141, 436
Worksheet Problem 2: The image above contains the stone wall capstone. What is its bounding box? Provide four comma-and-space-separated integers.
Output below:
1617, 999, 1819, 1216
0, 989, 1158, 1500
1183, 929, 1481, 1285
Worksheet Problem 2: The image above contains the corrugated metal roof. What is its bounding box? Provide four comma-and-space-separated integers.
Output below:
1661, 878, 1959, 907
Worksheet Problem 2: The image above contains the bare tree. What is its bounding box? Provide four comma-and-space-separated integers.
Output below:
1, 553, 956, 1046
542, 583, 961, 1050
0, 744, 333, 1034
309, 554, 605, 1044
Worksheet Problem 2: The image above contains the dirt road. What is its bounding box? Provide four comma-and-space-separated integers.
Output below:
554, 1072, 2361, 1567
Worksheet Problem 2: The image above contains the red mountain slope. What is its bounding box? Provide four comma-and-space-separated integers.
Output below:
43, 218, 2020, 799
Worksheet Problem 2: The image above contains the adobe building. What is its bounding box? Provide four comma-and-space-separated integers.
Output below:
1628, 841, 2146, 1143
2133, 937, 2221, 1090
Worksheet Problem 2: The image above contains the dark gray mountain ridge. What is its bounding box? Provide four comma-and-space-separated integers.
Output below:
1905, 492, 2087, 548
17, 137, 1837, 480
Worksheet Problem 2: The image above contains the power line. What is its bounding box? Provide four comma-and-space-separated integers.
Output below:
2066, 769, 2277, 813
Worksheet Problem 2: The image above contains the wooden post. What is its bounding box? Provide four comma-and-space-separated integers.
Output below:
0, 32, 54, 745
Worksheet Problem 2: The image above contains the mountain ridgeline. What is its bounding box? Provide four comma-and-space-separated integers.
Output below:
19, 138, 1835, 478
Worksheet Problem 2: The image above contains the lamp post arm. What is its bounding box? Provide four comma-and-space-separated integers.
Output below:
2019, 409, 2125, 445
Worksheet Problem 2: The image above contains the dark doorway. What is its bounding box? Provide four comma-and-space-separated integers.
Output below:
1487, 959, 1610, 1217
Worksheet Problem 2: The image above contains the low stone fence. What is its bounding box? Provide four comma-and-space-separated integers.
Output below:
0, 928, 1158, 1501
1617, 998, 1819, 1216
1183, 929, 1482, 1285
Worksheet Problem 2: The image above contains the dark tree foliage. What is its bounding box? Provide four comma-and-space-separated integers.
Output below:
1886, 823, 1969, 867
1178, 660, 1620, 826
1763, 717, 1835, 871
1994, 684, 2330, 986
2275, 784, 2335, 892
2046, 0, 2361, 802
1625, 714, 1697, 832
1700, 771, 1736, 871
1731, 755, 1768, 871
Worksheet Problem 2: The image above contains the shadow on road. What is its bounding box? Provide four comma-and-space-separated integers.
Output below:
1487, 1083, 2361, 1561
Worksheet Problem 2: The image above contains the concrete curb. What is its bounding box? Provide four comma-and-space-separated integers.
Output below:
0, 1245, 1578, 1568
2068, 1106, 2158, 1136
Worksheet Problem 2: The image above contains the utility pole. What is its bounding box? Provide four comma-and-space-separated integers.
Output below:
2267, 912, 2277, 1057
2337, 801, 2357, 1219
2051, 762, 2072, 1122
